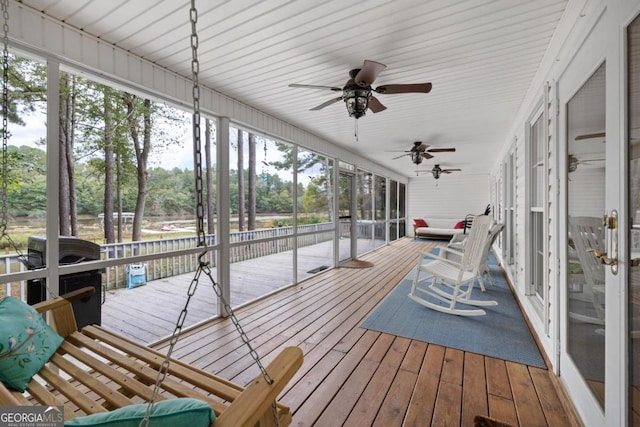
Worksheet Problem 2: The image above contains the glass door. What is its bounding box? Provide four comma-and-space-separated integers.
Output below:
558, 13, 609, 425
338, 172, 355, 262
628, 13, 640, 426
564, 61, 606, 410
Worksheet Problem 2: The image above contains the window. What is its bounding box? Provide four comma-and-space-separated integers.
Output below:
529, 107, 546, 301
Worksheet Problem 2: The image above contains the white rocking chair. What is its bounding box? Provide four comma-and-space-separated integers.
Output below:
568, 216, 606, 325
409, 215, 497, 316
446, 222, 504, 291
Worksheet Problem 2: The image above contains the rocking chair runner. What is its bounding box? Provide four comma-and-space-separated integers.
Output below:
408, 215, 497, 316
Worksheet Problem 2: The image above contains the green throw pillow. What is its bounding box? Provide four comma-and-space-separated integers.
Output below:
64, 398, 215, 427
0, 296, 63, 392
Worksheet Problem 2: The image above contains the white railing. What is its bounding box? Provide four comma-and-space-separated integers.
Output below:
0, 220, 394, 298
0, 222, 339, 297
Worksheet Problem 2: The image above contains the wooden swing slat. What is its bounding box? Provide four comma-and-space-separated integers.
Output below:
82, 325, 247, 402
48, 351, 137, 410
67, 332, 229, 413
94, 326, 248, 395
0, 287, 303, 426
57, 340, 166, 405
24, 379, 68, 413
0, 380, 21, 405
38, 364, 109, 415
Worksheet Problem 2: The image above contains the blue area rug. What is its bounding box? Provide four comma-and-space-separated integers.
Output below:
361, 252, 546, 368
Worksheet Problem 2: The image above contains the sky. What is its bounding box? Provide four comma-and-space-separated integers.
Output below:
10, 108, 199, 171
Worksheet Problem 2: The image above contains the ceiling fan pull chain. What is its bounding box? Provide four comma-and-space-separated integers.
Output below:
354, 119, 358, 142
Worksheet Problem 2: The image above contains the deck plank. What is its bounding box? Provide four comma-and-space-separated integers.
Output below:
506, 361, 547, 427
529, 366, 575, 426
342, 336, 411, 427
404, 343, 444, 426
462, 352, 489, 426
128, 237, 583, 426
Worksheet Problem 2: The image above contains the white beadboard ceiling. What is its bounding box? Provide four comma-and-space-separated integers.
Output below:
16, 0, 569, 177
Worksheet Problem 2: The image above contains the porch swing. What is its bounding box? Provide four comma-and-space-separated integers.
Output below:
0, 1, 303, 426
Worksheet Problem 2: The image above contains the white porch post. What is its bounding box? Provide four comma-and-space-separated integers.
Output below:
45, 59, 60, 298
216, 117, 230, 316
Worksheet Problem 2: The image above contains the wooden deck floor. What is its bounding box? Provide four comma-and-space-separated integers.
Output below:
145, 237, 580, 427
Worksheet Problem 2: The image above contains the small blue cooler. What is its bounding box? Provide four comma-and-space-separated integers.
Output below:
126, 263, 147, 289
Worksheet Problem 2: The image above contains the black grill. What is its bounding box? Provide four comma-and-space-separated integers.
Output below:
26, 236, 102, 329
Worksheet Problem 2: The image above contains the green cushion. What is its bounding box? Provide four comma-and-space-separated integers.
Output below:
64, 398, 215, 427
0, 296, 64, 392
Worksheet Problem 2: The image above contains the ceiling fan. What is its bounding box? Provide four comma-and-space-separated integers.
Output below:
420, 164, 461, 179
567, 154, 604, 173
391, 141, 456, 165
288, 60, 432, 119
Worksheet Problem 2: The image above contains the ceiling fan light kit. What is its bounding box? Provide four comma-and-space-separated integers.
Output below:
411, 151, 424, 164
344, 87, 370, 118
432, 164, 443, 179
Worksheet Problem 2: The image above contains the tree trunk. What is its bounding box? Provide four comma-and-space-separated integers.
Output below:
248, 133, 256, 230
58, 74, 70, 236
103, 88, 115, 244
324, 157, 333, 221
125, 94, 151, 242
116, 152, 123, 243
67, 76, 78, 236
205, 119, 215, 234
237, 130, 245, 232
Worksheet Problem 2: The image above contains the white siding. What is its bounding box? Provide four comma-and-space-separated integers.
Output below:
407, 173, 489, 230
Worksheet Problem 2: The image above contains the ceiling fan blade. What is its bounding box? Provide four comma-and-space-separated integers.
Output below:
392, 153, 409, 160
354, 60, 386, 86
310, 96, 343, 111
427, 147, 456, 153
442, 168, 462, 173
368, 96, 387, 113
289, 83, 342, 91
375, 83, 432, 94
421, 152, 434, 160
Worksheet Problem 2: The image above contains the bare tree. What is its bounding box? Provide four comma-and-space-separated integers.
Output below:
103, 87, 115, 243
123, 94, 151, 242
237, 130, 245, 231
58, 74, 78, 236
205, 119, 215, 234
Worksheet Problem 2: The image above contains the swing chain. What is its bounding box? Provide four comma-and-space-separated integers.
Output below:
140, 265, 206, 427
1, 0, 9, 236
0, 0, 32, 272
190, 0, 207, 255
186, 1, 273, 390
141, 2, 278, 425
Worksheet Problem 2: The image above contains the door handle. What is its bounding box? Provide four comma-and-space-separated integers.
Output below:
587, 248, 618, 266
631, 258, 640, 267
602, 209, 619, 274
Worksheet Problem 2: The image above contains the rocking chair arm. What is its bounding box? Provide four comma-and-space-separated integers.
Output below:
418, 249, 462, 268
